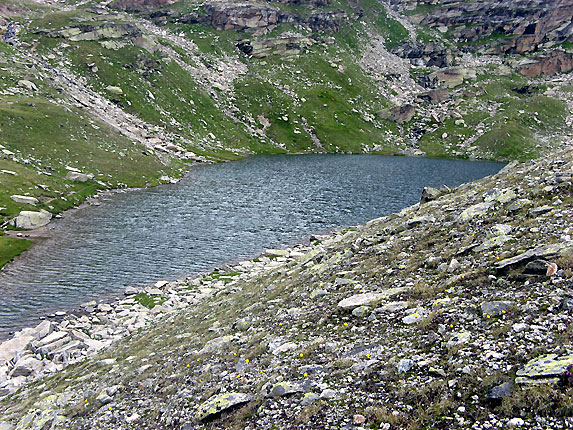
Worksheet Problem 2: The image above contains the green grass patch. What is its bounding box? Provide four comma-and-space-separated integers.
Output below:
134, 292, 168, 309
0, 236, 32, 269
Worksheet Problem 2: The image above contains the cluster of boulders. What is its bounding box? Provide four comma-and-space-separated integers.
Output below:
0, 248, 303, 399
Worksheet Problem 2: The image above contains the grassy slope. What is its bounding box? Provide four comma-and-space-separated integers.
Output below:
0, 236, 32, 268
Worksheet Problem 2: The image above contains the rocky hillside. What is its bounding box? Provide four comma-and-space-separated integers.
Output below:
0, 0, 572, 267
0, 0, 572, 424
0, 127, 572, 429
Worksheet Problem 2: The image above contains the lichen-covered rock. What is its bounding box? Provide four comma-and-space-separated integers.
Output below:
458, 202, 492, 222
516, 354, 573, 384
196, 392, 253, 421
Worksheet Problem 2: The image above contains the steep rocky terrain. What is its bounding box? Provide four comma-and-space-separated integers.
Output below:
0, 128, 572, 429
0, 0, 572, 426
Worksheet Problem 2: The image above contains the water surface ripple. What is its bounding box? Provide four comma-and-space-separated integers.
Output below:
0, 155, 503, 337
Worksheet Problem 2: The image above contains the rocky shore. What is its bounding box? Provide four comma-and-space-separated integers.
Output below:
0, 143, 571, 428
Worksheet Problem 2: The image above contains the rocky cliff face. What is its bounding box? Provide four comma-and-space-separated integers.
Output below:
397, 0, 573, 54
109, 0, 177, 11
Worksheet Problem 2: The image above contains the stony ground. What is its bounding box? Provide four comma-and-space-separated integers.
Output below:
0, 143, 572, 429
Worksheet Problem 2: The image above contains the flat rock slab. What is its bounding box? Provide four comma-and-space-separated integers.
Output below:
495, 242, 573, 270
10, 195, 38, 205
516, 354, 573, 384
266, 381, 304, 398
0, 335, 34, 364
338, 288, 408, 310
458, 202, 492, 222
196, 392, 253, 421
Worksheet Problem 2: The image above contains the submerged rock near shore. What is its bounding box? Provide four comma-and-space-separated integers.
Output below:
1, 143, 572, 429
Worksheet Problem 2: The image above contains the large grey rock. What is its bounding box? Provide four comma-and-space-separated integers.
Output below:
10, 195, 38, 205
486, 381, 514, 403
458, 202, 492, 222
380, 104, 415, 123
338, 293, 385, 310
66, 171, 93, 182
12, 210, 52, 229
495, 242, 573, 270
402, 308, 428, 325
483, 188, 516, 203
17, 80, 38, 91
196, 392, 253, 421
265, 381, 304, 398
405, 215, 436, 228
338, 288, 408, 310
0, 335, 33, 365
17, 321, 52, 340
508, 199, 532, 213
10, 356, 43, 377
481, 301, 513, 317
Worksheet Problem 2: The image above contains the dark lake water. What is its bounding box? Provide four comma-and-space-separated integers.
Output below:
0, 154, 504, 338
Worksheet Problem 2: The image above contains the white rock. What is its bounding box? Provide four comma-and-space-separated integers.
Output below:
10, 356, 43, 377
402, 308, 428, 325
36, 331, 68, 348
66, 171, 93, 182
17, 80, 38, 91
10, 195, 38, 205
338, 293, 386, 310
12, 210, 52, 229
507, 418, 525, 427
0, 335, 34, 364
320, 388, 336, 399
271, 342, 298, 355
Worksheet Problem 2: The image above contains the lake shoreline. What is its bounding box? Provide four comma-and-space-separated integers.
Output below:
0, 155, 504, 339
0, 146, 571, 428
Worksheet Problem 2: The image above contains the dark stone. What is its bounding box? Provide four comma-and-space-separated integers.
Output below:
420, 186, 441, 204
418, 89, 451, 104
511, 85, 538, 95
391, 41, 452, 68
481, 301, 513, 317
380, 104, 415, 123
486, 381, 514, 406
523, 259, 549, 275
517, 50, 573, 78
562, 298, 573, 311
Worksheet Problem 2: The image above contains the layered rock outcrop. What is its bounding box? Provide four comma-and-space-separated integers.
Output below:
203, 3, 291, 31
397, 0, 573, 54
516, 50, 573, 77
